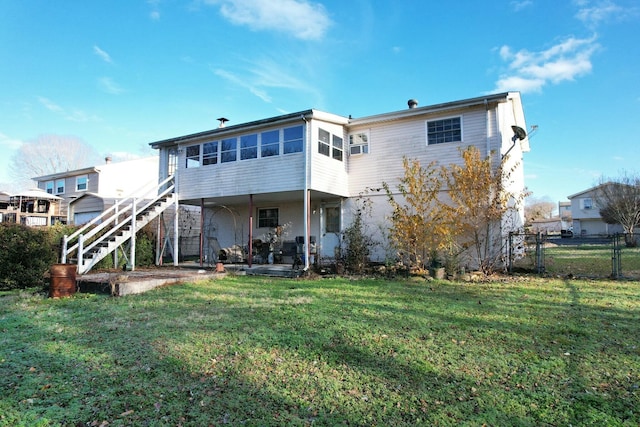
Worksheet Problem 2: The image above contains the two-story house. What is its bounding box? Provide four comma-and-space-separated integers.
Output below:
34, 156, 159, 225
0, 188, 63, 226
568, 185, 624, 236
150, 92, 530, 269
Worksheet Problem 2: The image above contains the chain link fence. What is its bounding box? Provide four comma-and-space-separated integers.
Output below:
508, 233, 640, 279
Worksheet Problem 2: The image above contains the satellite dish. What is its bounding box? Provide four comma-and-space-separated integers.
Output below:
511, 125, 527, 142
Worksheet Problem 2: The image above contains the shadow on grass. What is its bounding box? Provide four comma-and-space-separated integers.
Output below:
1, 277, 639, 425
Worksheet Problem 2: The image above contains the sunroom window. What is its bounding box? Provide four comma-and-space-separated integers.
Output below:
240, 134, 258, 160
202, 141, 218, 166
283, 126, 303, 154
186, 145, 201, 168
221, 137, 237, 163
261, 130, 280, 157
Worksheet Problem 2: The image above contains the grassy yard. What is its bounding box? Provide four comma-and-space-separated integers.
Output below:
1, 275, 639, 426
545, 244, 640, 279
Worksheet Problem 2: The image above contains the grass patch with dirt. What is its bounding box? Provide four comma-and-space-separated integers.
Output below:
1, 275, 639, 426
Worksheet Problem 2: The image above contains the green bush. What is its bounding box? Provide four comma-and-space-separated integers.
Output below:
0, 223, 62, 290
93, 227, 156, 270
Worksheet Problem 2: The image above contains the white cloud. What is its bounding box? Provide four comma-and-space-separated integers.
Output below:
511, 0, 533, 11
575, 0, 624, 27
37, 96, 98, 122
494, 35, 599, 93
214, 68, 272, 102
98, 77, 125, 94
93, 45, 112, 63
214, 56, 324, 105
204, 0, 332, 40
37, 96, 63, 113
0, 132, 23, 150
147, 0, 161, 20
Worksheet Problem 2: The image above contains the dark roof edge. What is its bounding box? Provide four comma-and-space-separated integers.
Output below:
149, 109, 317, 148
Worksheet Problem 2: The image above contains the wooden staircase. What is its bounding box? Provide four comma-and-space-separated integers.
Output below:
62, 175, 175, 274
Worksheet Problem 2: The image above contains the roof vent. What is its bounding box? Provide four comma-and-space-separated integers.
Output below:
408, 99, 418, 109
105, 156, 112, 164
217, 117, 229, 128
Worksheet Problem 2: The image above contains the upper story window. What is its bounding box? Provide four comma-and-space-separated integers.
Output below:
76, 175, 88, 192
258, 207, 279, 228
261, 130, 280, 157
45, 181, 54, 194
56, 179, 65, 194
581, 198, 593, 210
186, 145, 200, 168
283, 125, 303, 154
221, 137, 237, 163
332, 135, 343, 161
349, 131, 369, 155
202, 141, 218, 166
318, 128, 330, 156
180, 124, 304, 169
240, 134, 258, 160
427, 116, 462, 145
318, 128, 343, 161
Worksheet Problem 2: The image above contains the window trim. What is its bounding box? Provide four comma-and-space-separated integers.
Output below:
257, 207, 279, 228
332, 134, 343, 161
283, 125, 303, 154
426, 115, 463, 145
240, 133, 258, 161
75, 175, 88, 192
55, 179, 65, 194
221, 137, 237, 163
185, 144, 201, 168
45, 181, 54, 194
202, 141, 218, 166
349, 131, 370, 155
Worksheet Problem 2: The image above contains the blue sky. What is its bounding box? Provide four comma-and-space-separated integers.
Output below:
1, 0, 639, 206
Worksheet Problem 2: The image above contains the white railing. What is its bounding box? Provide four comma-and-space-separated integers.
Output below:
62, 175, 175, 273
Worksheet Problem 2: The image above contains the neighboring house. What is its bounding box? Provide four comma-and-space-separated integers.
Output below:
568, 185, 624, 236
558, 201, 571, 222
150, 92, 530, 268
33, 156, 159, 225
0, 188, 63, 226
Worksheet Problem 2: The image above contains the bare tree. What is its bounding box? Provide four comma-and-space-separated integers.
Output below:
9, 134, 101, 189
525, 196, 556, 222
595, 172, 640, 247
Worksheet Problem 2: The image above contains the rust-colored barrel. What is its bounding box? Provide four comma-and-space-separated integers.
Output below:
49, 264, 77, 298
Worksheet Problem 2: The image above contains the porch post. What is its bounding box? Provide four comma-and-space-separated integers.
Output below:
248, 194, 253, 268
305, 189, 311, 270
173, 194, 179, 266
200, 198, 204, 267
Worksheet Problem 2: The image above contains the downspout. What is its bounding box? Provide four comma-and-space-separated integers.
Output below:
302, 114, 311, 270
173, 148, 180, 266
484, 98, 491, 159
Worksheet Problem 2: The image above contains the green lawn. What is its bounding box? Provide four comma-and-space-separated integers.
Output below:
1, 275, 639, 426
544, 244, 640, 279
